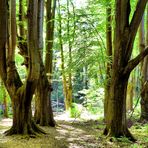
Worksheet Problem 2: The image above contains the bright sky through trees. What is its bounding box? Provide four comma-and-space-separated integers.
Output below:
74, 0, 87, 8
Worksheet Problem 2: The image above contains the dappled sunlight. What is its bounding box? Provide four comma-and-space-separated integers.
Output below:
55, 109, 101, 123
55, 121, 100, 148
1, 113, 148, 147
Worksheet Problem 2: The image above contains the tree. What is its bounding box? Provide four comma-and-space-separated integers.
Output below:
57, 0, 75, 111
34, 0, 56, 126
104, 1, 112, 122
0, 0, 44, 135
65, 0, 74, 111
104, 0, 148, 141
140, 6, 148, 122
57, 0, 68, 110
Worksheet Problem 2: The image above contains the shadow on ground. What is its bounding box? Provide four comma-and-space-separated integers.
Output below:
0, 115, 148, 148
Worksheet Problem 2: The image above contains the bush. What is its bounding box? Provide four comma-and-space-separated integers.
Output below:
80, 88, 104, 115
70, 103, 81, 118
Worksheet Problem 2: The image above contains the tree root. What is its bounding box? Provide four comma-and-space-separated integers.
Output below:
103, 127, 136, 142
49, 119, 56, 127
4, 120, 46, 136
4, 127, 17, 136
31, 120, 46, 134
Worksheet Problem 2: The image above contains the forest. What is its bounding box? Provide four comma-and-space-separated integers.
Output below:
0, 0, 148, 147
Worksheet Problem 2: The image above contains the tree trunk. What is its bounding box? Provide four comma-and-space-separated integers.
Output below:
104, 73, 134, 139
35, 65, 55, 126
66, 0, 74, 110
34, 0, 56, 126
9, 0, 16, 62
3, 84, 8, 118
140, 81, 148, 121
5, 82, 44, 135
104, 1, 112, 122
19, 0, 25, 37
140, 6, 148, 122
58, 0, 75, 111
57, 0, 68, 110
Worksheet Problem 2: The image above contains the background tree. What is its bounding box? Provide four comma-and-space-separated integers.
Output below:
57, 0, 76, 111
104, 1, 112, 122
140, 6, 148, 122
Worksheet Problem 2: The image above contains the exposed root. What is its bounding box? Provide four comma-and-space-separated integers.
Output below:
103, 127, 108, 136
49, 119, 56, 127
103, 126, 136, 142
4, 121, 46, 136
124, 128, 136, 142
31, 120, 46, 134
4, 127, 17, 136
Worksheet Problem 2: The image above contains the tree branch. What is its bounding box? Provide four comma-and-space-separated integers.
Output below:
124, 46, 148, 74
124, 0, 147, 63
130, 0, 147, 39
0, 0, 7, 82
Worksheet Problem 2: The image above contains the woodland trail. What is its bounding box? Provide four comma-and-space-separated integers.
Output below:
0, 113, 148, 148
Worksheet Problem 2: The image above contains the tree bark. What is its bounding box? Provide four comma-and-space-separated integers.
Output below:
104, 1, 112, 122
19, 0, 25, 37
5, 82, 44, 135
9, 0, 16, 62
3, 84, 8, 118
104, 73, 134, 139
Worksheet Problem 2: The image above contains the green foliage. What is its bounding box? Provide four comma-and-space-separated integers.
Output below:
116, 137, 133, 143
70, 103, 81, 118
0, 90, 3, 104
78, 88, 104, 115
15, 51, 26, 81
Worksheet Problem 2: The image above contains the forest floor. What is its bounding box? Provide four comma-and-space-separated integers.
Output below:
0, 113, 148, 148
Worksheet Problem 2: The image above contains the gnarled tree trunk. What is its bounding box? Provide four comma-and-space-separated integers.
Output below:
0, 0, 45, 135
6, 81, 44, 135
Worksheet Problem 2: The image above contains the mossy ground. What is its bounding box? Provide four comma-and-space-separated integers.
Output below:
0, 114, 148, 148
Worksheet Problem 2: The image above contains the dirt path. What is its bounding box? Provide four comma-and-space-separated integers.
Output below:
0, 115, 105, 148
0, 114, 147, 148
